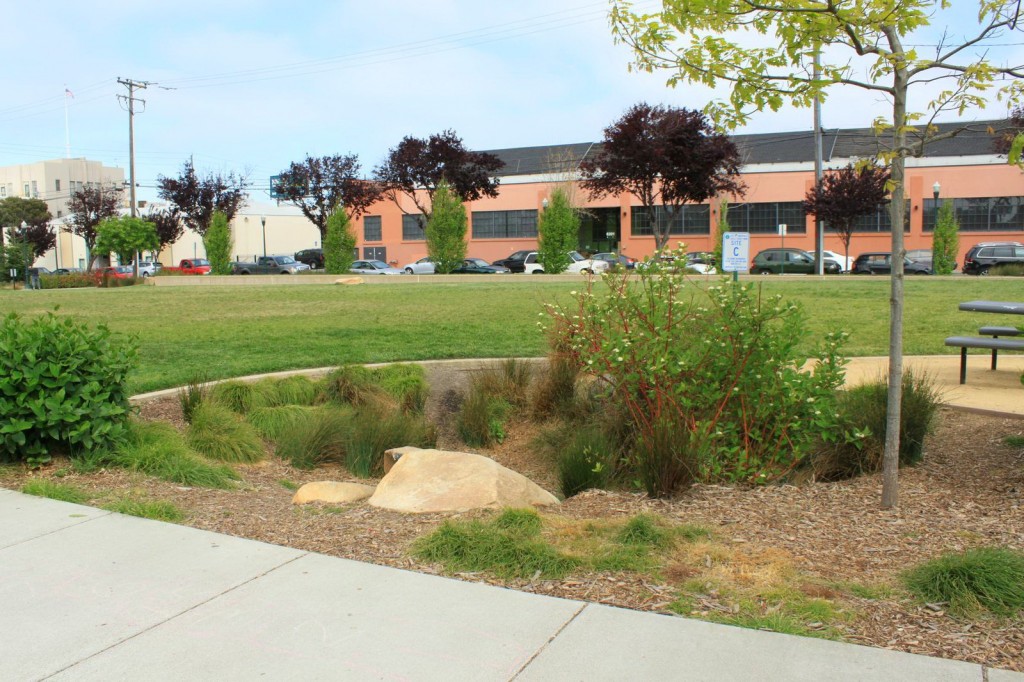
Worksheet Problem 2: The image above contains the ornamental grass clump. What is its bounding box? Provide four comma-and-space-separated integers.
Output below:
186, 402, 265, 463
544, 245, 847, 496
904, 547, 1024, 617
107, 420, 239, 489
346, 407, 435, 477
274, 407, 351, 469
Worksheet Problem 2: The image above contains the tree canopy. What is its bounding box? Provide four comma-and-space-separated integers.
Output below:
67, 184, 124, 268
609, 0, 1024, 508
274, 154, 381, 242
580, 103, 744, 251
537, 186, 579, 273
146, 209, 184, 252
425, 180, 468, 274
0, 197, 54, 259
95, 216, 159, 267
803, 163, 890, 266
373, 130, 503, 227
157, 159, 249, 237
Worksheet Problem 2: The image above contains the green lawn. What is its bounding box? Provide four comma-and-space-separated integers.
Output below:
0, 277, 1020, 393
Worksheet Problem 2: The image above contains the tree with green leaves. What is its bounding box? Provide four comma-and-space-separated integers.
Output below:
95, 216, 159, 275
203, 212, 233, 275
610, 0, 1024, 508
537, 186, 579, 274
323, 209, 356, 275
0, 197, 54, 260
931, 201, 959, 276
67, 184, 123, 270
425, 180, 467, 274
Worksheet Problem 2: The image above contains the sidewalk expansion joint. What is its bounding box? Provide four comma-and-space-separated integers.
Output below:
509, 602, 587, 681
0, 507, 112, 553
42, 551, 309, 680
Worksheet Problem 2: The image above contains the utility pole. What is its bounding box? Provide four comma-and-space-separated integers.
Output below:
117, 78, 149, 218
813, 50, 825, 276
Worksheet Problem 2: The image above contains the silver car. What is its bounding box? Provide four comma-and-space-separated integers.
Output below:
402, 257, 435, 274
350, 260, 405, 275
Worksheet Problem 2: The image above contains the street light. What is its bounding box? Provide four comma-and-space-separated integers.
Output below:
541, 198, 548, 210
261, 215, 267, 258
20, 221, 29, 289
932, 181, 941, 201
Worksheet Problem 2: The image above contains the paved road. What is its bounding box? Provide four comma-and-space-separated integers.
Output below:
3, 489, 1020, 681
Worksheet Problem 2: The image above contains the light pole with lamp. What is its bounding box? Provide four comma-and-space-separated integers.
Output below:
261, 215, 267, 258
20, 221, 30, 289
932, 181, 941, 203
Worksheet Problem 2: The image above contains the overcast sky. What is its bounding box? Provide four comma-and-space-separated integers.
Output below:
2, 1, 1021, 205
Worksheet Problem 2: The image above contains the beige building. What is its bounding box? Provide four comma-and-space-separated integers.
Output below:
0, 158, 126, 270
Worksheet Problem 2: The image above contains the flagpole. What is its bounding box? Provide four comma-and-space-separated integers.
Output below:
64, 86, 71, 159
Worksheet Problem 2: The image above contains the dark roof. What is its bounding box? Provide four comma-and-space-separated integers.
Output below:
483, 119, 1013, 176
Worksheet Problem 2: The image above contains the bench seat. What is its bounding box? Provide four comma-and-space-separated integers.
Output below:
944, 335, 1024, 384
979, 326, 1022, 337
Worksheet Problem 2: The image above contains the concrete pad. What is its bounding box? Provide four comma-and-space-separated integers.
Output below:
0, 488, 109, 550
990, 669, 1024, 681
56, 553, 583, 681
517, 604, 983, 682
0, 506, 303, 681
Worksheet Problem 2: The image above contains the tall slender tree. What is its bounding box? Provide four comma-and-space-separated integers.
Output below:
610, 0, 1024, 508
373, 130, 503, 230
157, 159, 249, 238
425, 180, 468, 274
580, 103, 744, 251
273, 154, 381, 243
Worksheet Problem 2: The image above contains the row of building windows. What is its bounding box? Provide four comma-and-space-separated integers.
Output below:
358, 196, 1024, 243
0, 179, 101, 200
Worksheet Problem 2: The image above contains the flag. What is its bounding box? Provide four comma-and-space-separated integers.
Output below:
65, 88, 74, 98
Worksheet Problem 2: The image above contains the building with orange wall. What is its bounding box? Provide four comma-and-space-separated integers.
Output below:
345, 120, 1023, 269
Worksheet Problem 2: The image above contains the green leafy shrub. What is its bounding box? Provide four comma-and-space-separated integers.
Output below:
21, 479, 91, 504
275, 407, 351, 469
812, 369, 942, 480
209, 380, 267, 414
346, 407, 435, 477
107, 420, 238, 488
991, 263, 1024, 276
103, 498, 185, 522
0, 312, 138, 463
904, 547, 1024, 617
545, 247, 847, 495
39, 273, 94, 289
556, 426, 616, 498
99, 274, 139, 288
186, 402, 266, 463
177, 374, 209, 424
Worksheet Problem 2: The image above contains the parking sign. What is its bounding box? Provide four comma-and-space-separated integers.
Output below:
722, 232, 750, 272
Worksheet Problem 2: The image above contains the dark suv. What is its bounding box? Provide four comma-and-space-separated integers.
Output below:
491, 250, 532, 273
751, 248, 840, 274
294, 248, 324, 270
852, 252, 931, 275
962, 241, 1024, 275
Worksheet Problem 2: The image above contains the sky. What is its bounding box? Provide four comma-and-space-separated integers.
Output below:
2, 1, 1022, 206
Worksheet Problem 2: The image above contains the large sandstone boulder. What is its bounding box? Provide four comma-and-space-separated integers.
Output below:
368, 448, 559, 514
292, 481, 375, 505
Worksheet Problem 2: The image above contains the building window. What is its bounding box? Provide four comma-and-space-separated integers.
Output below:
363, 215, 382, 242
23, 183, 29, 197
471, 210, 539, 239
924, 196, 1024, 232
402, 214, 426, 240
31, 180, 37, 197
57, 210, 63, 218
0, 186, 5, 198
825, 202, 909, 233
727, 202, 807, 234
55, 179, 61, 192
363, 246, 387, 261
631, 205, 710, 236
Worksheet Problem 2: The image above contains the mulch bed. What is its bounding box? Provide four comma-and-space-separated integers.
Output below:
3, 364, 1023, 671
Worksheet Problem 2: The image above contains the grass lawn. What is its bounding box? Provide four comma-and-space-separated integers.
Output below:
1, 277, 1021, 393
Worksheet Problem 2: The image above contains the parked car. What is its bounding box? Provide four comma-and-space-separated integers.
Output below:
131, 261, 161, 277
685, 252, 716, 275
164, 259, 212, 275
492, 250, 533, 273
402, 257, 435, 275
350, 260, 405, 275
54, 268, 82, 275
751, 248, 841, 274
821, 250, 854, 273
592, 252, 637, 270
852, 252, 931, 275
523, 251, 610, 274
232, 255, 311, 275
450, 258, 510, 274
961, 241, 1024, 275
294, 248, 324, 270
94, 265, 134, 280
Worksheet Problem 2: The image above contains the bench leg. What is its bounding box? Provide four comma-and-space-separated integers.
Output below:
991, 348, 998, 371
960, 347, 967, 385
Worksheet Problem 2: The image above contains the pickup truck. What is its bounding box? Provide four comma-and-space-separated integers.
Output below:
164, 259, 212, 275
232, 255, 311, 275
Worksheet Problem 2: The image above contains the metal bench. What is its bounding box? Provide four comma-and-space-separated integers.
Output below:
979, 325, 1022, 338
944, 335, 1024, 384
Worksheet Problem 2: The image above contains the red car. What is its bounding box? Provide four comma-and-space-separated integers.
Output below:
94, 265, 134, 280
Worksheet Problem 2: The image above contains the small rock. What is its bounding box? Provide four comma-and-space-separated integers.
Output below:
292, 481, 375, 505
334, 277, 363, 285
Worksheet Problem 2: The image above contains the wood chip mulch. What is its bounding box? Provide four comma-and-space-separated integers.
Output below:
4, 371, 1023, 672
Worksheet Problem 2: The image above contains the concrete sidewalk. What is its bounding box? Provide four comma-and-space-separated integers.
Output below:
2, 490, 1020, 681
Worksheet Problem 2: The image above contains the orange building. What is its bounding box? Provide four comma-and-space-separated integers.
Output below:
351, 120, 1023, 269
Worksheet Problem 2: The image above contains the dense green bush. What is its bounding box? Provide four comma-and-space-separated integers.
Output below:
545, 246, 847, 496
991, 263, 1024, 276
39, 274, 94, 289
0, 312, 137, 463
811, 369, 942, 480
